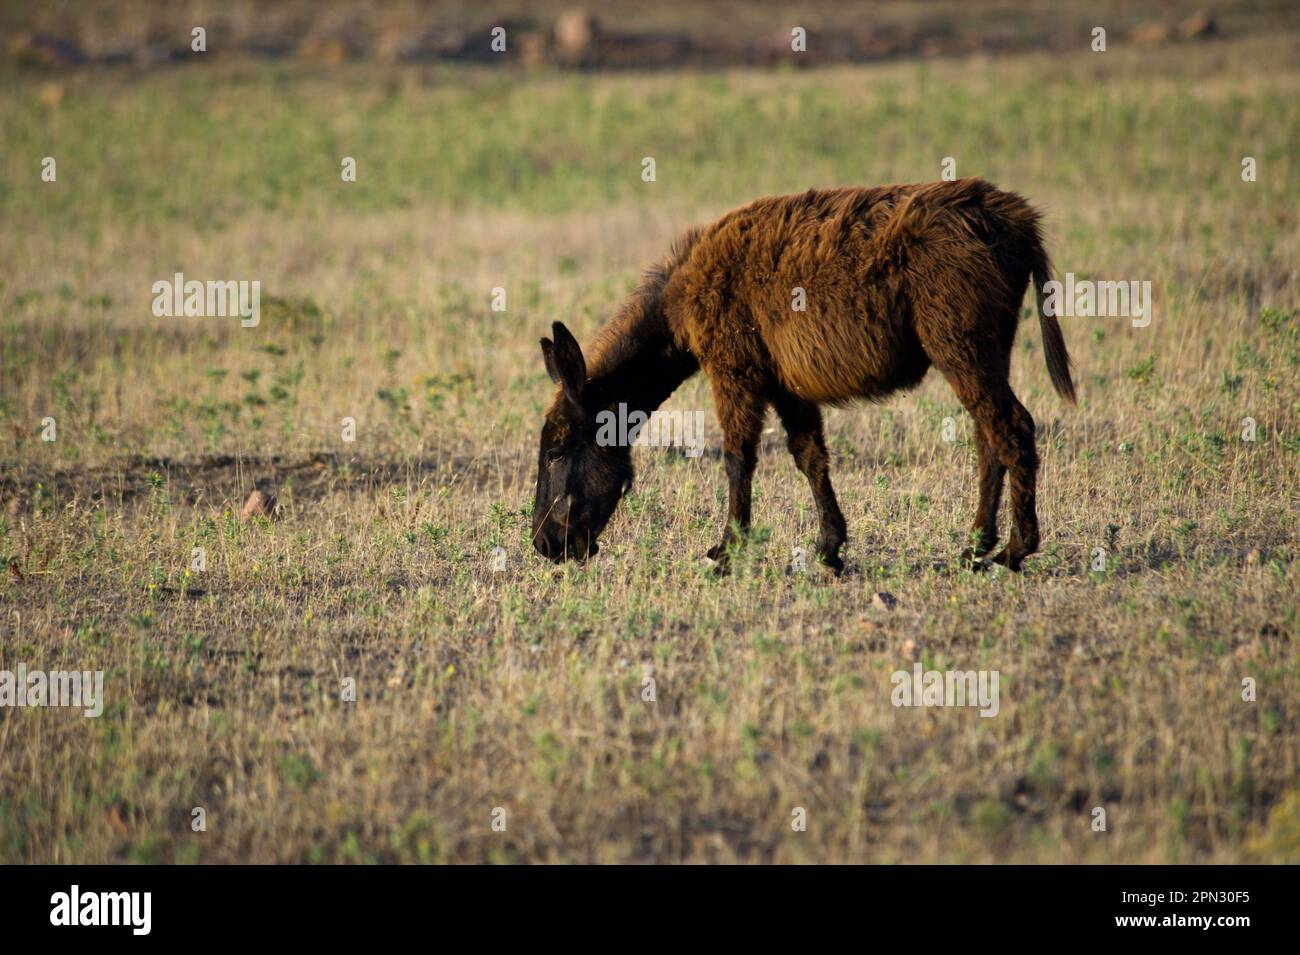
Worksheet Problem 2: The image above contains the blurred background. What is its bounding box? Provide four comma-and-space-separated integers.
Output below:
0, 1, 1274, 69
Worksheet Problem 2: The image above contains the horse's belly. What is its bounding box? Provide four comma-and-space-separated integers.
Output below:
768, 314, 926, 404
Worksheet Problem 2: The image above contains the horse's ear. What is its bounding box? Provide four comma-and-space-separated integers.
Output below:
540, 337, 561, 383
541, 322, 586, 405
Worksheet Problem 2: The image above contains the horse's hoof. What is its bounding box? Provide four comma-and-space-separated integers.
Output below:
991, 548, 1025, 572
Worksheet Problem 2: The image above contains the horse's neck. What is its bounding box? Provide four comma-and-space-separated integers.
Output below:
587, 315, 698, 417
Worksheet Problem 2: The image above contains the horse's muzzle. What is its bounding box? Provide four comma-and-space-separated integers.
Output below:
533, 530, 598, 562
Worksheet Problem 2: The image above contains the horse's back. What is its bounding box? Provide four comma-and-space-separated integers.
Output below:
668, 180, 1036, 404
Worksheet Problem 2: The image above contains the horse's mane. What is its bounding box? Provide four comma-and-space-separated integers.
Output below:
584, 226, 703, 380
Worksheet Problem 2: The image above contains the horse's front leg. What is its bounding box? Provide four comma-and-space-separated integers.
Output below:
706, 383, 765, 572
773, 392, 846, 573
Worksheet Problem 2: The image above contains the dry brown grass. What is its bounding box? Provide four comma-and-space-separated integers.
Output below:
1, 26, 1299, 863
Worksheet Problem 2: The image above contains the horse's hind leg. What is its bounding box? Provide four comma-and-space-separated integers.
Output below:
964, 434, 1005, 562
937, 366, 1039, 571
773, 392, 847, 573
990, 392, 1040, 570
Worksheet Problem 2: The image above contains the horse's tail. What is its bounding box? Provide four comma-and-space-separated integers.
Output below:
1030, 245, 1076, 404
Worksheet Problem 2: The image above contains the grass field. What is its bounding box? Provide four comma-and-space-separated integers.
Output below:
2, 24, 1299, 863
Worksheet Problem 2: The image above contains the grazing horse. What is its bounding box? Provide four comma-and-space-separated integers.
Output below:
531, 177, 1074, 571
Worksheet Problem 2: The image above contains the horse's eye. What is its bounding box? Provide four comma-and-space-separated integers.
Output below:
546, 448, 565, 464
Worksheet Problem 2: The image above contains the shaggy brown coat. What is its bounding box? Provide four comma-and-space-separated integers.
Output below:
533, 177, 1073, 570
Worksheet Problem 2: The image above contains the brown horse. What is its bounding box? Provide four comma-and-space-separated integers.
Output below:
532, 177, 1074, 571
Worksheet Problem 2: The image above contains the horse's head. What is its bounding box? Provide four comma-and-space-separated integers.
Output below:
531, 322, 632, 562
